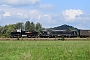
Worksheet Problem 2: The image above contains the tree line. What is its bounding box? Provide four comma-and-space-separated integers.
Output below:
0, 21, 45, 37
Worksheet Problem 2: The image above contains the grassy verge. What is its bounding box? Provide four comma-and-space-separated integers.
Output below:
0, 41, 90, 60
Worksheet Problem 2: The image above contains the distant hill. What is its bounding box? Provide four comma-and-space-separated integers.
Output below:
50, 24, 78, 30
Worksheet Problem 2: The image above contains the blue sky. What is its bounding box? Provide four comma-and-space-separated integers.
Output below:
0, 0, 90, 29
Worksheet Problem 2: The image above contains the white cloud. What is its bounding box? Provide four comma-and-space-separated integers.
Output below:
0, 0, 40, 6
29, 10, 42, 20
3, 11, 11, 17
62, 9, 83, 20
28, 10, 56, 25
0, 0, 90, 29
2, 4, 10, 7
0, 9, 56, 27
17, 13, 23, 16
0, 6, 90, 29
39, 4, 55, 9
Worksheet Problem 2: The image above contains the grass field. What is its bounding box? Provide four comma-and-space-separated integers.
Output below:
0, 40, 90, 60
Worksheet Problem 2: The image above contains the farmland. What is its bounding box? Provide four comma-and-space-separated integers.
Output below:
0, 40, 90, 60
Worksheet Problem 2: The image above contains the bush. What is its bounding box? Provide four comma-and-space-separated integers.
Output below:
61, 36, 65, 41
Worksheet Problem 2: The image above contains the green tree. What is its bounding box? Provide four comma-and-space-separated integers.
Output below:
15, 22, 24, 30
6, 24, 16, 34
0, 25, 8, 37
0, 21, 44, 37
0, 26, 2, 33
25, 21, 31, 31
30, 22, 35, 31
1, 25, 8, 34
36, 22, 43, 32
0, 24, 16, 37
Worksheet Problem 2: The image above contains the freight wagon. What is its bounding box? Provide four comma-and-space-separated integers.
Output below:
79, 30, 90, 38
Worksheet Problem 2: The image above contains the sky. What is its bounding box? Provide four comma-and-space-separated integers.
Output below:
0, 0, 90, 29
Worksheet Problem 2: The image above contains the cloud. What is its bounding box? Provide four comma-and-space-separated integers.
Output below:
0, 6, 90, 29
75, 14, 90, 20
0, 8, 58, 27
28, 10, 56, 26
17, 13, 23, 16
2, 4, 10, 7
29, 10, 41, 20
0, 0, 40, 6
62, 9, 83, 20
38, 4, 55, 9
3, 11, 11, 17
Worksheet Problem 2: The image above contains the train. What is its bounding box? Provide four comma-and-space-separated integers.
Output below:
10, 29, 38, 38
79, 30, 90, 38
40, 30, 77, 38
10, 29, 90, 38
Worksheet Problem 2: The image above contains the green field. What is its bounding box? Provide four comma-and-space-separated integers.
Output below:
0, 40, 90, 60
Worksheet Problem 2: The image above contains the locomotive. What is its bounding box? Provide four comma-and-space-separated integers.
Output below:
10, 29, 38, 38
10, 29, 90, 38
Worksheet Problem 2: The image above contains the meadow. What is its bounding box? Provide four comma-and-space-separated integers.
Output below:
0, 40, 90, 60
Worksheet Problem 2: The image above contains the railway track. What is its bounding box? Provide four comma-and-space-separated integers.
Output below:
0, 38, 89, 41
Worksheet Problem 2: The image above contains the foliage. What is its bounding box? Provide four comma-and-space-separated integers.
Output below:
25, 21, 31, 31
0, 41, 90, 60
30, 22, 36, 31
0, 21, 44, 37
15, 22, 24, 30
0, 25, 16, 37
35, 22, 44, 34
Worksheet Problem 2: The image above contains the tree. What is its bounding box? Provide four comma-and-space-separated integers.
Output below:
6, 24, 16, 34
36, 22, 42, 32
30, 22, 35, 31
0, 21, 44, 37
15, 22, 24, 30
0, 24, 16, 37
25, 21, 31, 31
0, 26, 2, 34
1, 25, 8, 34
